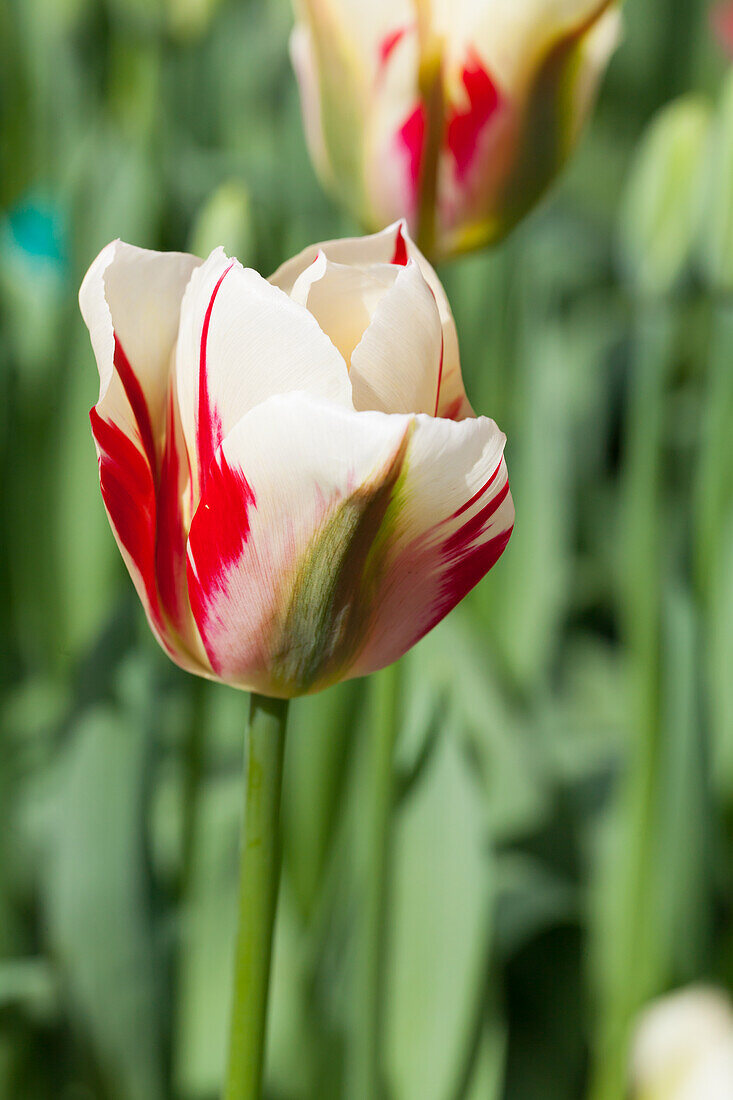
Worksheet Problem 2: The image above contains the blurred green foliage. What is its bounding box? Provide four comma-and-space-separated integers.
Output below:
1, 1, 733, 1098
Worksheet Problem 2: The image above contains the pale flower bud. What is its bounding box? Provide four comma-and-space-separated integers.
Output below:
630, 987, 733, 1100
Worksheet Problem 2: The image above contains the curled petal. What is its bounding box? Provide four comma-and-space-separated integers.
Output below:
79, 240, 200, 465
270, 221, 470, 419
350, 261, 444, 415
290, 251, 399, 364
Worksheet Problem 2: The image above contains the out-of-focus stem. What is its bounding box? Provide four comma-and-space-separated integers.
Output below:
349, 662, 401, 1100
180, 678, 207, 900
223, 694, 289, 1100
694, 303, 733, 605
589, 308, 674, 1100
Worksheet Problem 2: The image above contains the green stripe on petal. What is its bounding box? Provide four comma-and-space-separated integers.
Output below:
271, 422, 413, 694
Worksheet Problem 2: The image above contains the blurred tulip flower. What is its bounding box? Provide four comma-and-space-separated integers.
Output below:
712, 3, 733, 56
80, 222, 513, 697
290, 0, 621, 259
630, 987, 733, 1100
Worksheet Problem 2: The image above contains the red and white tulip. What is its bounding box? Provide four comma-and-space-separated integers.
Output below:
80, 223, 514, 697
291, 0, 621, 258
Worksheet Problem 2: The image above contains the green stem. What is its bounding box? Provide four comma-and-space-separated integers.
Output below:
589, 307, 674, 1100
180, 678, 207, 901
694, 303, 733, 604
223, 694, 289, 1100
350, 662, 401, 1100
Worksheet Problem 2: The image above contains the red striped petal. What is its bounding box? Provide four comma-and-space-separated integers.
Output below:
446, 51, 502, 182
391, 222, 410, 266
113, 336, 158, 476
197, 263, 233, 492
397, 103, 427, 208
90, 406, 161, 631
187, 449, 257, 676
155, 385, 192, 633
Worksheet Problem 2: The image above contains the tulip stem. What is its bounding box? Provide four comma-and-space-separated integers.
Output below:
350, 662, 401, 1099
589, 308, 674, 1100
223, 693, 289, 1100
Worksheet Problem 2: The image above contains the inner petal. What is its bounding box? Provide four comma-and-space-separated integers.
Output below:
350, 261, 444, 416
290, 254, 399, 366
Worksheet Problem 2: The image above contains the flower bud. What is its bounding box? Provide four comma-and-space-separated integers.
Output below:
291, 0, 621, 259
699, 70, 733, 292
618, 95, 711, 298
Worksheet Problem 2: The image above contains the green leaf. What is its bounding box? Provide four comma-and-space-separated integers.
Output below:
414, 615, 549, 841
174, 773, 240, 1099
463, 1012, 506, 1100
385, 727, 494, 1100
698, 69, 733, 292
283, 680, 360, 920
618, 95, 711, 297
43, 702, 164, 1100
710, 512, 733, 799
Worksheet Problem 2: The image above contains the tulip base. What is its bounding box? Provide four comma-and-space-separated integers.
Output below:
223, 693, 289, 1100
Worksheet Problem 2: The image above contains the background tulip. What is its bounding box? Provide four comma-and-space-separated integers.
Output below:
79, 222, 514, 699
630, 988, 733, 1100
290, 0, 622, 259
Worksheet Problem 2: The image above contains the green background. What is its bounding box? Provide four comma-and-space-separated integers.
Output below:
1, 1, 732, 1097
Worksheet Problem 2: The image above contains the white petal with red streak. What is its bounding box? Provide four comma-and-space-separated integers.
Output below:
186, 395, 512, 695
186, 393, 411, 695
175, 248, 353, 495
79, 240, 208, 675
79, 240, 200, 448
351, 411, 514, 677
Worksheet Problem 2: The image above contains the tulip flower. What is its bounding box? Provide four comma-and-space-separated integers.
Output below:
290, 0, 621, 259
79, 221, 514, 699
630, 988, 733, 1100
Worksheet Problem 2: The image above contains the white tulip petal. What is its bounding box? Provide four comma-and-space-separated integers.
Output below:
186, 394, 412, 696
291, 252, 399, 364
290, 25, 332, 183
175, 248, 353, 496
298, 0, 414, 73
350, 260, 443, 415
435, 0, 615, 88
79, 239, 200, 462
186, 395, 512, 696
270, 221, 470, 418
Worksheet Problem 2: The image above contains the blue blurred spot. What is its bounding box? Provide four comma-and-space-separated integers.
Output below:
3, 197, 69, 272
